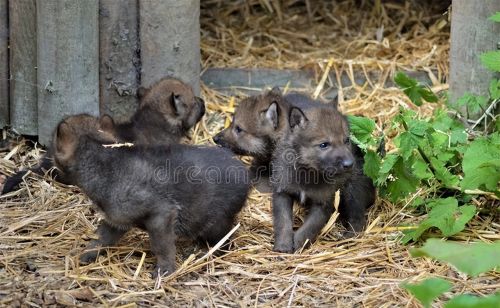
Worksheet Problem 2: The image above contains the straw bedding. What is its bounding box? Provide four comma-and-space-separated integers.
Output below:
1, 1, 498, 307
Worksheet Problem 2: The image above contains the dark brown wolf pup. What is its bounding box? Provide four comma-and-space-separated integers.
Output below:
1, 77, 205, 194
270, 105, 375, 252
53, 115, 249, 277
214, 89, 375, 251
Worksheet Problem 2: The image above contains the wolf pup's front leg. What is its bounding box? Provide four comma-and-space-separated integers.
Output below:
293, 202, 334, 250
80, 221, 127, 264
272, 191, 294, 253
145, 208, 177, 278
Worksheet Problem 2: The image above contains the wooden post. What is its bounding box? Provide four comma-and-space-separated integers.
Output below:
37, 0, 99, 145
99, 0, 140, 122
139, 0, 200, 94
9, 0, 37, 135
449, 0, 500, 117
0, 0, 8, 128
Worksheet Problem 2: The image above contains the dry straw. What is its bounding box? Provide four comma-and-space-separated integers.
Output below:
1, 1, 498, 306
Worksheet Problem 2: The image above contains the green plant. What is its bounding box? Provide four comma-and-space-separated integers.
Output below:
349, 12, 500, 307
403, 240, 500, 307
349, 72, 499, 242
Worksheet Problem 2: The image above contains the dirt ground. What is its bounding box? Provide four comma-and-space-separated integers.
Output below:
1, 1, 499, 307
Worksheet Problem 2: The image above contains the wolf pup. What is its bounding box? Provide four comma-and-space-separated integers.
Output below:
114, 77, 205, 144
213, 89, 339, 181
270, 105, 375, 253
213, 89, 375, 241
53, 115, 249, 277
213, 88, 287, 181
1, 77, 205, 195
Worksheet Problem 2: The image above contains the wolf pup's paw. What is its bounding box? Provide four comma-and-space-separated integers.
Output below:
273, 241, 294, 253
341, 230, 360, 239
293, 234, 312, 252
79, 250, 100, 264
151, 263, 176, 279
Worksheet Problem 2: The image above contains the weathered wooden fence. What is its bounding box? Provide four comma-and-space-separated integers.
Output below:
0, 0, 200, 145
450, 0, 500, 113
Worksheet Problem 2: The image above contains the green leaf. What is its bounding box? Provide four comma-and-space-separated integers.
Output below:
445, 293, 500, 308
402, 278, 452, 308
385, 156, 420, 201
411, 196, 425, 208
455, 93, 489, 115
469, 95, 488, 114
378, 154, 399, 180
430, 157, 460, 188
411, 239, 500, 277
450, 129, 468, 145
480, 51, 500, 72
420, 87, 439, 103
402, 198, 476, 243
408, 119, 429, 136
429, 131, 449, 149
432, 109, 463, 131
406, 87, 424, 106
430, 110, 467, 145
489, 79, 500, 100
489, 12, 500, 22
396, 131, 420, 160
394, 71, 418, 88
462, 136, 500, 192
348, 115, 376, 145
394, 72, 438, 106
363, 150, 381, 181
412, 159, 433, 180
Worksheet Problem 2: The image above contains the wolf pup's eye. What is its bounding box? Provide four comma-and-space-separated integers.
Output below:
235, 125, 243, 134
319, 142, 330, 149
344, 137, 350, 145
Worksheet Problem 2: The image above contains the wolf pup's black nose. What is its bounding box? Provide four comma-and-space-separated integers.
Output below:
200, 101, 206, 115
213, 134, 221, 144
342, 158, 354, 169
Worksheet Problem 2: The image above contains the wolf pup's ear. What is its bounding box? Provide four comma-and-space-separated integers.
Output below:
269, 86, 282, 96
170, 93, 183, 114
289, 107, 308, 129
99, 114, 115, 132
55, 121, 77, 162
195, 96, 205, 105
329, 98, 339, 109
263, 102, 279, 129
137, 86, 148, 99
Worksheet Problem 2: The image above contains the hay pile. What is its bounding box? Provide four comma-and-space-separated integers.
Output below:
1, 1, 499, 306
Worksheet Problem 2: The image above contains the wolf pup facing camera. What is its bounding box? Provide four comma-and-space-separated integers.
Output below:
270, 105, 375, 253
1, 77, 205, 195
214, 89, 375, 247
53, 115, 249, 277
213, 88, 340, 186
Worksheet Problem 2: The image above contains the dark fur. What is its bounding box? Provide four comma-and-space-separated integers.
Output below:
214, 89, 376, 251
1, 77, 205, 195
53, 117, 249, 277
112, 77, 205, 144
213, 90, 335, 182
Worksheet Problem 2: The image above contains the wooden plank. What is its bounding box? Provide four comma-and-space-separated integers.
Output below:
0, 0, 8, 127
449, 0, 500, 117
99, 0, 139, 122
139, 0, 200, 94
37, 0, 99, 145
201, 68, 437, 100
9, 0, 37, 135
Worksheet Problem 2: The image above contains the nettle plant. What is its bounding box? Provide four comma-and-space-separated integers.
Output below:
349, 12, 500, 307
349, 71, 499, 243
